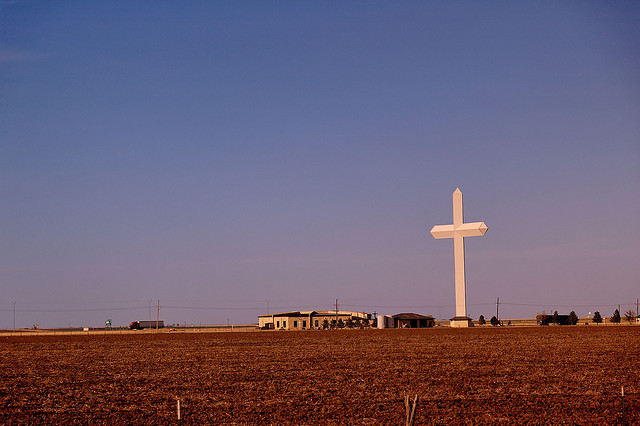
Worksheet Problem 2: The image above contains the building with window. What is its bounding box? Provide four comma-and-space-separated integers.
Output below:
258, 311, 372, 330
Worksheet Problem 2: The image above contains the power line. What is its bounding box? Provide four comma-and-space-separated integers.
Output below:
1, 301, 635, 314
0, 306, 145, 313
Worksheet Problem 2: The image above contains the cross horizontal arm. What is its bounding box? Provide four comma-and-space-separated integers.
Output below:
430, 224, 454, 239
455, 222, 488, 237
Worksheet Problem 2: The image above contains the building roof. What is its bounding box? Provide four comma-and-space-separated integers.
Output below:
258, 310, 369, 318
392, 313, 434, 320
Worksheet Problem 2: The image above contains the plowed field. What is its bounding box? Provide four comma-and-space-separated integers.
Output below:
1, 327, 639, 424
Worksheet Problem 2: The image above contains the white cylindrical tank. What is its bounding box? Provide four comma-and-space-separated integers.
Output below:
377, 315, 391, 329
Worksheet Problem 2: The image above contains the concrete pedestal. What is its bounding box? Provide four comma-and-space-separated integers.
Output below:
450, 316, 473, 328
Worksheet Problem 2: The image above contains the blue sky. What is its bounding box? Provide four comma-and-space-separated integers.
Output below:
2, 1, 639, 328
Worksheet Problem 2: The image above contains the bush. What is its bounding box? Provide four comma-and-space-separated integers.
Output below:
624, 310, 635, 324
490, 316, 499, 326
568, 311, 578, 325
592, 311, 602, 323
478, 315, 486, 325
611, 309, 621, 323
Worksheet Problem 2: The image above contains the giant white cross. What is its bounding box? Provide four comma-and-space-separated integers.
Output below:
430, 188, 487, 327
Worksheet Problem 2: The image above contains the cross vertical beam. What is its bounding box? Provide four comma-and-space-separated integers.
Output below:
430, 188, 487, 327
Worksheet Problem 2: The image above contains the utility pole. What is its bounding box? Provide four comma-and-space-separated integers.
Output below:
11, 299, 17, 331
636, 298, 638, 318
266, 299, 271, 315
335, 299, 339, 324
148, 299, 153, 323
496, 297, 500, 320
156, 300, 160, 332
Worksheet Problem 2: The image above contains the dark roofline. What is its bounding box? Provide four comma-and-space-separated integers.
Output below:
392, 313, 434, 320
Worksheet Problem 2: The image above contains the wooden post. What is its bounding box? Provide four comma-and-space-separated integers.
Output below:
621, 386, 625, 423
11, 299, 17, 332
404, 393, 418, 426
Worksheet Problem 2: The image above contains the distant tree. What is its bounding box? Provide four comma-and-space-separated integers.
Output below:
611, 309, 621, 324
568, 311, 578, 325
345, 318, 354, 328
490, 316, 499, 326
354, 317, 362, 328
624, 310, 635, 324
478, 315, 486, 325
552, 311, 559, 324
322, 319, 329, 329
330, 319, 337, 329
592, 311, 602, 324
371, 318, 377, 328
362, 318, 370, 328
337, 319, 345, 328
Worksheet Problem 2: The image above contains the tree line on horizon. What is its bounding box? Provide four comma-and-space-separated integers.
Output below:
476, 308, 637, 326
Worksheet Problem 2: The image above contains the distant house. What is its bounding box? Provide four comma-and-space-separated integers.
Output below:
392, 313, 435, 328
258, 311, 371, 330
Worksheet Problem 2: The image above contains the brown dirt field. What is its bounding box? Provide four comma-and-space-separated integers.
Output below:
1, 327, 638, 425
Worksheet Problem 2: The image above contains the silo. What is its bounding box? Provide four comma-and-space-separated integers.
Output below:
377, 315, 391, 329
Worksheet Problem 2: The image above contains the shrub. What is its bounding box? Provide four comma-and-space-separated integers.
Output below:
478, 315, 486, 325
490, 316, 499, 326
568, 311, 578, 325
592, 311, 602, 323
624, 310, 635, 324
611, 309, 621, 323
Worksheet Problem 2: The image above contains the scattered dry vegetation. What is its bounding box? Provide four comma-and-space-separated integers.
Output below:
1, 327, 638, 424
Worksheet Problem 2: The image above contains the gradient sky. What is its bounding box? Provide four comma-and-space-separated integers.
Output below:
2, 1, 639, 328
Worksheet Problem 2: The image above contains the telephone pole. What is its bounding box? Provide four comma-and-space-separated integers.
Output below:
156, 300, 160, 332
11, 299, 17, 331
496, 297, 500, 320
335, 299, 339, 323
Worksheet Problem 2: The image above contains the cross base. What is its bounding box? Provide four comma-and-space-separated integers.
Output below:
449, 316, 473, 328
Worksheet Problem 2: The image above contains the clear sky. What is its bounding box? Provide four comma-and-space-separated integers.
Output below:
2, 1, 639, 328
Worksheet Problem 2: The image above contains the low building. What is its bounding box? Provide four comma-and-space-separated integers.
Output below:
392, 313, 435, 328
258, 311, 371, 330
